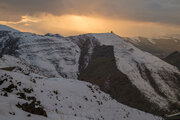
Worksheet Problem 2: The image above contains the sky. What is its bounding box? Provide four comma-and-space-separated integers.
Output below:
0, 0, 180, 37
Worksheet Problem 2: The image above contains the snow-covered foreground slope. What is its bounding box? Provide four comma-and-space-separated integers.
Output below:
0, 31, 80, 78
0, 55, 163, 120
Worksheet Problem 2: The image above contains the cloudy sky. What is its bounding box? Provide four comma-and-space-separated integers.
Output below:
0, 0, 180, 37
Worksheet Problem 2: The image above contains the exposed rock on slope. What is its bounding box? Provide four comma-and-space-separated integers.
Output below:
163, 51, 180, 70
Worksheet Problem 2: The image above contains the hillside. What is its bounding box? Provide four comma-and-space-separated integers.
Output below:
69, 33, 180, 115
0, 55, 163, 120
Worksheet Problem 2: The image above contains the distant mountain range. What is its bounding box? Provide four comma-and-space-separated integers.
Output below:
124, 36, 180, 58
0, 25, 180, 119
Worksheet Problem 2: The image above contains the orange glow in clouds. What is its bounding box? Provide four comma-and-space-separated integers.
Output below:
1, 14, 180, 37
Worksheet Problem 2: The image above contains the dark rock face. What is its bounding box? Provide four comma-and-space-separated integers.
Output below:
78, 45, 166, 116
69, 35, 100, 72
0, 32, 20, 56
0, 67, 16, 71
163, 51, 180, 70
16, 101, 47, 117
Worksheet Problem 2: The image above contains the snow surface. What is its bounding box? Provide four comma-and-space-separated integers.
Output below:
128, 37, 156, 44
131, 37, 141, 43
91, 33, 180, 109
0, 32, 80, 79
129, 35, 180, 44
0, 55, 44, 76
147, 38, 156, 44
0, 55, 163, 120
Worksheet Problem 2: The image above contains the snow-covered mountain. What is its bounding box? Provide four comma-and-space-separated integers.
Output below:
0, 25, 19, 32
0, 25, 180, 118
124, 36, 180, 58
69, 33, 180, 115
0, 55, 163, 120
0, 31, 80, 78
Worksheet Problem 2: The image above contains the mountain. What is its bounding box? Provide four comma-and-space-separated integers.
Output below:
0, 26, 180, 117
124, 36, 180, 69
0, 55, 163, 120
0, 25, 19, 32
69, 33, 180, 116
124, 36, 180, 58
164, 51, 180, 70
0, 31, 80, 78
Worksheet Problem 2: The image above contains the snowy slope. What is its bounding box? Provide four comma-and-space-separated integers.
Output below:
0, 31, 80, 78
92, 33, 180, 108
0, 25, 19, 32
0, 55, 44, 76
0, 55, 163, 120
69, 33, 180, 115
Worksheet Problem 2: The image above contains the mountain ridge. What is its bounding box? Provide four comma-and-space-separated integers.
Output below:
0, 25, 19, 32
0, 25, 180, 117
69, 33, 180, 115
124, 36, 180, 58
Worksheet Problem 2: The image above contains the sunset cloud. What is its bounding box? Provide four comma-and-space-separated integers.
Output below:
0, 0, 180, 25
0, 0, 180, 37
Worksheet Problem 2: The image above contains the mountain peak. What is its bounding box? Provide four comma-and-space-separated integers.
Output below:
0, 24, 19, 32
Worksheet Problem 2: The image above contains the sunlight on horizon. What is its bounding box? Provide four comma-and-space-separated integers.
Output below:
1, 14, 180, 37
